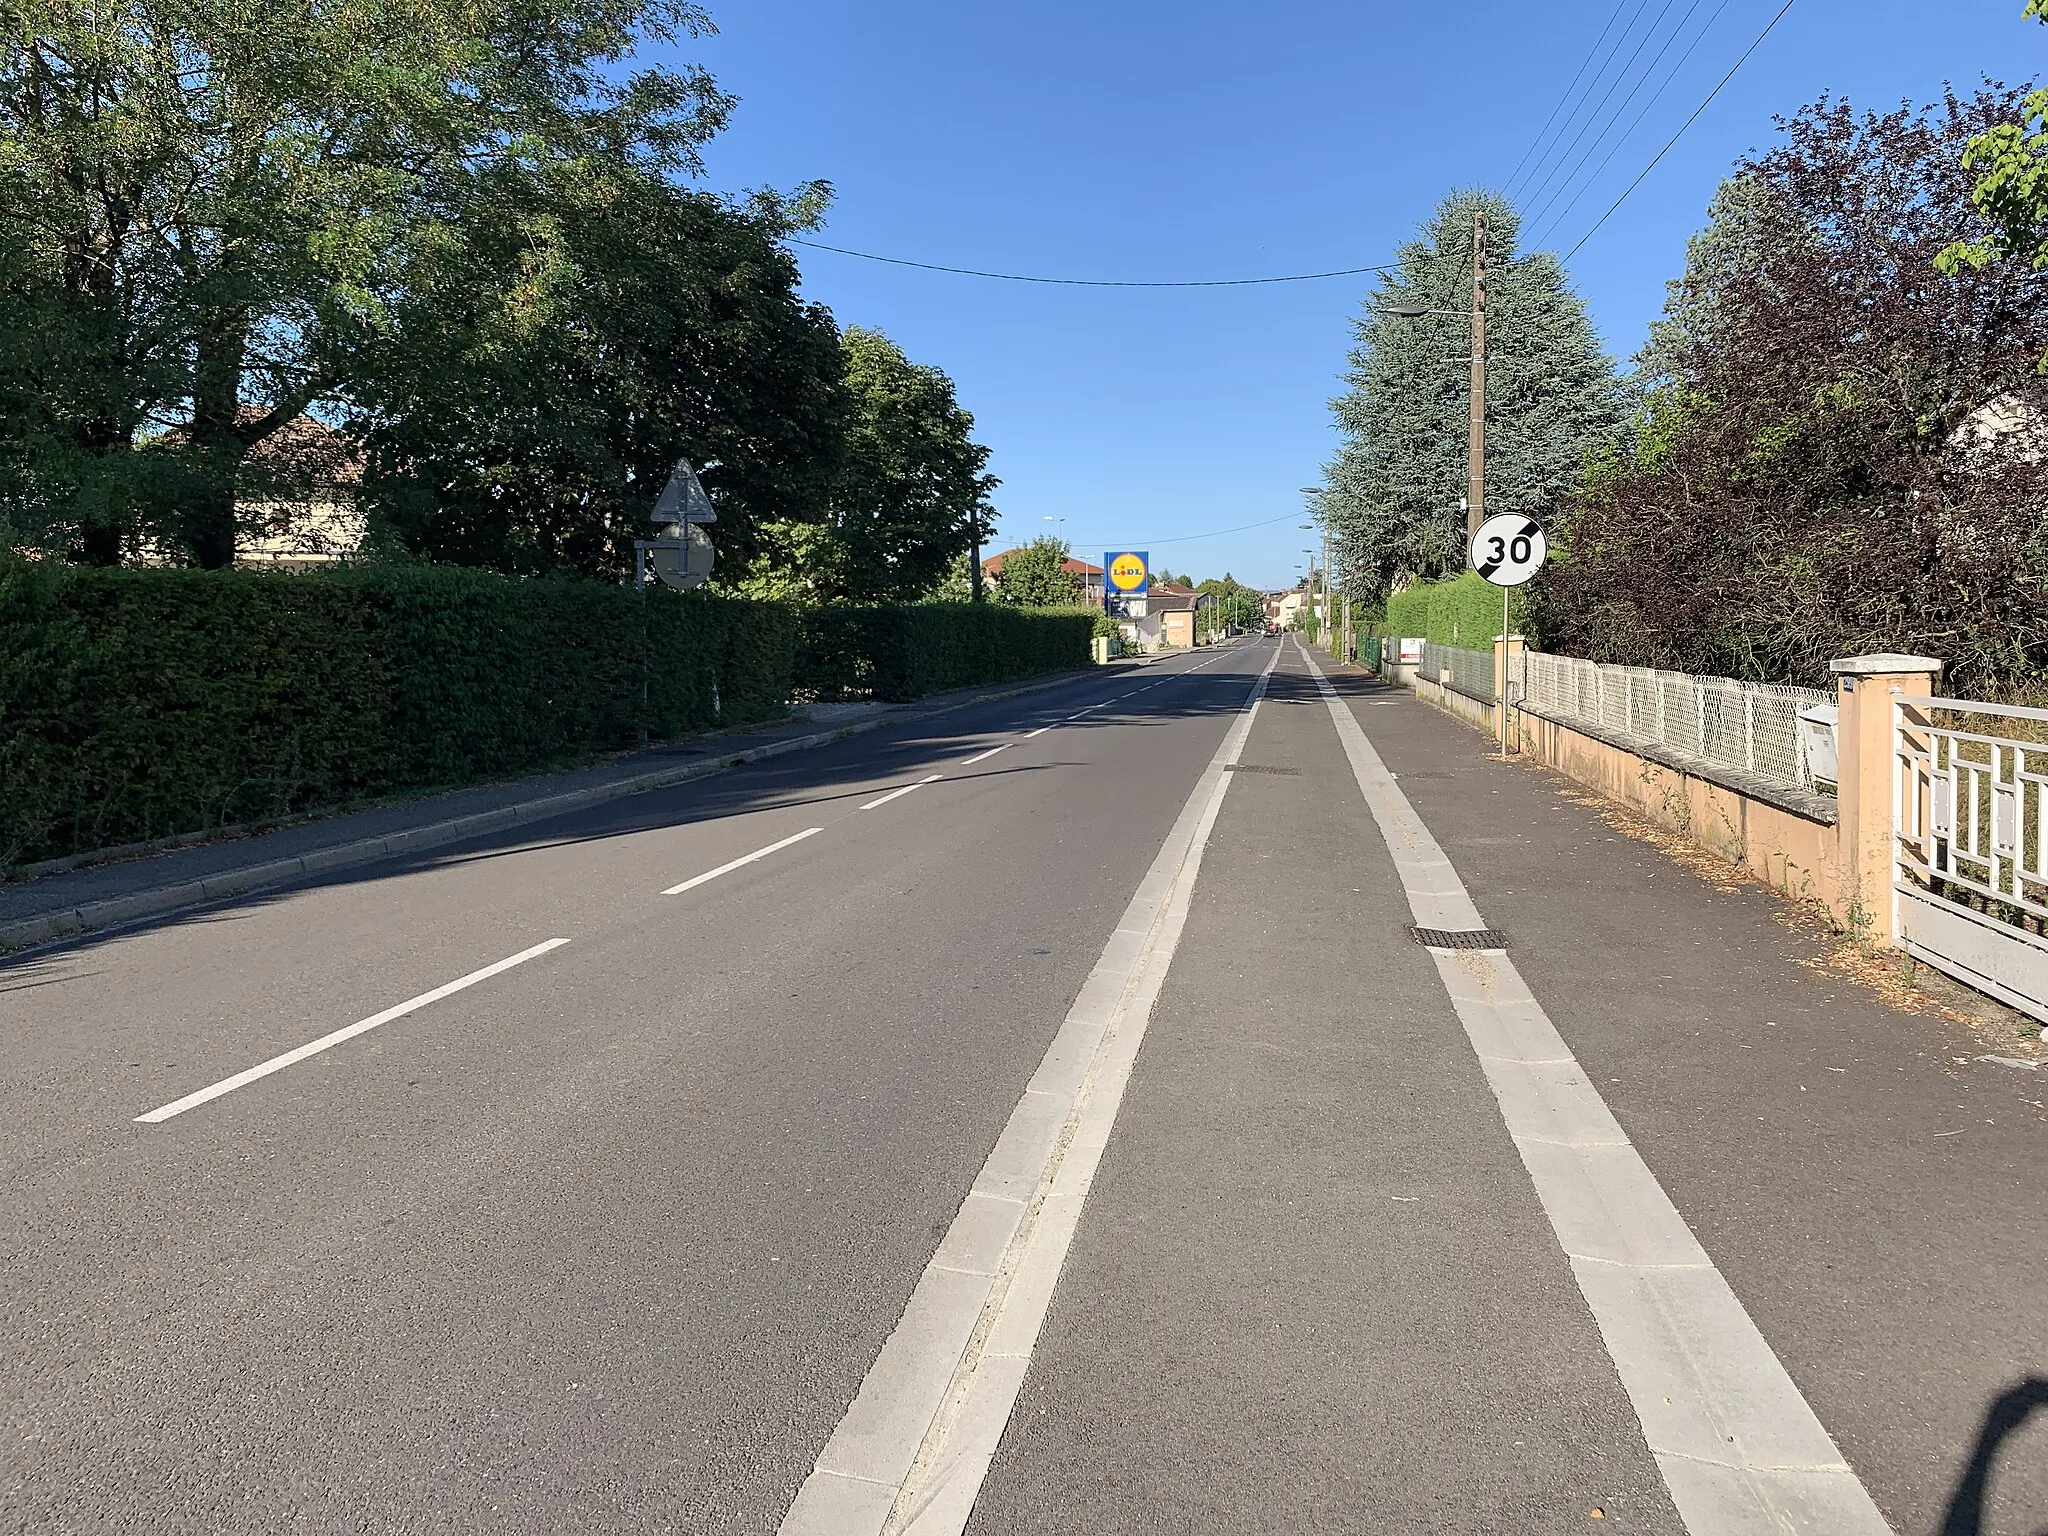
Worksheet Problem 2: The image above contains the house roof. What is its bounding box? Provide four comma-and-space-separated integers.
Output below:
152, 410, 363, 487
981, 550, 1104, 578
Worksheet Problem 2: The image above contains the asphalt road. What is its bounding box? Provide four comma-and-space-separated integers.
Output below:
3, 637, 2042, 1535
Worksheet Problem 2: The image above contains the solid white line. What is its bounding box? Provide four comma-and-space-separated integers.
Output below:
663, 826, 824, 893
1022, 727, 1052, 739
859, 776, 944, 813
1294, 641, 1889, 1536
134, 938, 572, 1124
778, 644, 1285, 1536
959, 744, 1010, 767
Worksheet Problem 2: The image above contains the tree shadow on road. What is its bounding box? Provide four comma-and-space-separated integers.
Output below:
1940, 1377, 2048, 1536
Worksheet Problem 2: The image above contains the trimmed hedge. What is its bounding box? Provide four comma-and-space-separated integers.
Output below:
0, 560, 795, 868
794, 602, 1094, 703
1383, 571, 1526, 648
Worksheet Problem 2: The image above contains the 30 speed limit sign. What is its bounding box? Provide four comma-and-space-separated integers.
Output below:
1469, 514, 1546, 587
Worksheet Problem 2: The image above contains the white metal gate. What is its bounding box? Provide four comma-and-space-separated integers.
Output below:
1894, 692, 2048, 1023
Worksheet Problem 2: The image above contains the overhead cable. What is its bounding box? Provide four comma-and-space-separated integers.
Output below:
788, 238, 1399, 288
1519, 0, 1688, 218
1501, 0, 1635, 197
1521, 0, 1721, 236
1507, 0, 1659, 202
1047, 510, 1308, 547
1555, 0, 1800, 261
1527, 0, 1739, 250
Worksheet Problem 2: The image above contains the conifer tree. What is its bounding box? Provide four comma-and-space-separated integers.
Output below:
1322, 192, 1622, 591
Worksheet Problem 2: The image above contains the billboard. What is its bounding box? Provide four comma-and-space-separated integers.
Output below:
1104, 551, 1149, 615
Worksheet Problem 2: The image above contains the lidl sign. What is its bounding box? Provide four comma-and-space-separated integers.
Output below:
1105, 551, 1150, 595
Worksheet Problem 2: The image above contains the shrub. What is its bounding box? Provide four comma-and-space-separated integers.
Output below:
0, 559, 795, 868
1383, 571, 1524, 646
795, 602, 1093, 702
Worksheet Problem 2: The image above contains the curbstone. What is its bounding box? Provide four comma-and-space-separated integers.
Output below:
0, 666, 1107, 958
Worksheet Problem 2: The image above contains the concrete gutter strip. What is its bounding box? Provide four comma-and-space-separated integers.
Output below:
1, 664, 1137, 956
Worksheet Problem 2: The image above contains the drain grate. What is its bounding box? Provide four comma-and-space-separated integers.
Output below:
1226, 764, 1301, 776
1410, 926, 1509, 951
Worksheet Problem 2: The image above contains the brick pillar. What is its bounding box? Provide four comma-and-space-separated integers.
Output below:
1830, 653, 1942, 944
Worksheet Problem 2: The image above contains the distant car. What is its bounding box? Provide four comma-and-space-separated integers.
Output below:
1264, 623, 1281, 636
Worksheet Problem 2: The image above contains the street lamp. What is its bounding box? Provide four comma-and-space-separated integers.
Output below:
1298, 487, 1337, 657
1374, 203, 1488, 544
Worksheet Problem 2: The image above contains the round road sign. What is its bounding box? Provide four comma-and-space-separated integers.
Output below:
1468, 514, 1546, 587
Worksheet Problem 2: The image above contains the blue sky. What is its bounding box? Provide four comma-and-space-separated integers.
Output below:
675, 0, 2033, 590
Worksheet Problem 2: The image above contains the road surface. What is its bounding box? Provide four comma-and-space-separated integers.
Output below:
4, 637, 2043, 1534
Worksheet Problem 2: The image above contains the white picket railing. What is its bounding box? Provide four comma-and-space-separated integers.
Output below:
1893, 694, 2048, 1023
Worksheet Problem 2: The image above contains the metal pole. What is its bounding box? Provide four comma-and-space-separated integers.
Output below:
1499, 583, 1510, 756
1468, 205, 1487, 543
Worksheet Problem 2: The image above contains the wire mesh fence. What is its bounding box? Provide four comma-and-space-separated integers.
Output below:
1423, 642, 1497, 704
1517, 651, 1831, 796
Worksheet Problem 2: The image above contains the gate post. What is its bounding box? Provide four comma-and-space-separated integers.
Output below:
1830, 653, 1942, 944
1493, 632, 1525, 754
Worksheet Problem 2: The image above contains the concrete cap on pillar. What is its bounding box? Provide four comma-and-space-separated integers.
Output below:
1829, 653, 1944, 676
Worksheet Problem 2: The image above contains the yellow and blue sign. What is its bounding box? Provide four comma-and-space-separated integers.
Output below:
1105, 551, 1150, 595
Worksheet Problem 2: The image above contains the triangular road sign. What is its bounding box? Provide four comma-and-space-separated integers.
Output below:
651, 459, 717, 525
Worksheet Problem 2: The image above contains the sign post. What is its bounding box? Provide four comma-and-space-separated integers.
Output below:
636, 459, 719, 591
1103, 551, 1150, 620
1468, 513, 1546, 756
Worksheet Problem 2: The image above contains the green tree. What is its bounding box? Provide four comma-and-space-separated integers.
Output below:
1323, 191, 1622, 591
1, 0, 728, 566
817, 326, 996, 602
1540, 91, 2048, 697
353, 169, 844, 580
1195, 573, 1265, 631
994, 536, 1083, 607
1938, 2, 2048, 306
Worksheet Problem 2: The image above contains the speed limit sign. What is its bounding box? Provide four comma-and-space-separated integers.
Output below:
1469, 514, 1546, 587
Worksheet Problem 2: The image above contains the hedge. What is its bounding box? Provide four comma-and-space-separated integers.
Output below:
0, 559, 795, 868
1382, 571, 1526, 649
794, 602, 1094, 703
0, 565, 1101, 869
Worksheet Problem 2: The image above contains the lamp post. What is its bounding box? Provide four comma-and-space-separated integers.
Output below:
1377, 204, 1487, 544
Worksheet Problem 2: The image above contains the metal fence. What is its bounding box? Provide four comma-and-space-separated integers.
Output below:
1422, 642, 1496, 704
1516, 651, 1831, 796
1896, 696, 2048, 930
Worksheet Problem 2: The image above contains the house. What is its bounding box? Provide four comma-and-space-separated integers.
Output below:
1126, 582, 1199, 651
146, 412, 367, 568
234, 416, 365, 568
1266, 589, 1310, 629
980, 549, 1104, 606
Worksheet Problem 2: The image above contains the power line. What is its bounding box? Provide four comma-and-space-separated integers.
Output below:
1502, 0, 1634, 197
788, 238, 1399, 288
1039, 510, 1307, 548
1521, 0, 1719, 236
1555, 0, 1800, 262
1527, 0, 1739, 250
1520, 0, 1687, 219
1508, 0, 1658, 203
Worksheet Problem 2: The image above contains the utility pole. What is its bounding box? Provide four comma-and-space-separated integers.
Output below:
1467, 205, 1487, 542
1320, 526, 1332, 654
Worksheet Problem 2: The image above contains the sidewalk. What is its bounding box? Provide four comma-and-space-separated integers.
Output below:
968, 644, 2046, 1535
0, 662, 1146, 954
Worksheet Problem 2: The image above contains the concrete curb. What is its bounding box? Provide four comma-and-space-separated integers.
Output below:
0, 665, 1128, 957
